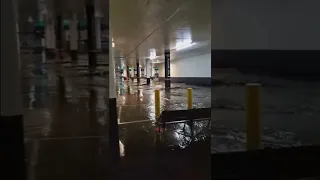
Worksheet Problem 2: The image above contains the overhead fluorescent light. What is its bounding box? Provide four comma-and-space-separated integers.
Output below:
176, 43, 195, 51
149, 48, 158, 60
175, 39, 195, 51
150, 55, 158, 60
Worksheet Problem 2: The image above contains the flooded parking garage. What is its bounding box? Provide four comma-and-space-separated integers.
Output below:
20, 53, 211, 179
3, 0, 320, 179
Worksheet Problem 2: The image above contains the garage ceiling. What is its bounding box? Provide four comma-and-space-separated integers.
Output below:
110, 0, 211, 66
17, 0, 210, 67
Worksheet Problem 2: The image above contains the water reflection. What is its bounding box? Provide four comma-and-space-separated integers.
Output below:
165, 121, 210, 149
147, 89, 156, 121
89, 89, 97, 124
28, 85, 35, 110
57, 76, 66, 102
42, 109, 53, 137
119, 140, 125, 157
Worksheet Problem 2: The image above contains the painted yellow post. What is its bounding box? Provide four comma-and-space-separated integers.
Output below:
246, 83, 262, 150
155, 89, 160, 119
187, 88, 193, 109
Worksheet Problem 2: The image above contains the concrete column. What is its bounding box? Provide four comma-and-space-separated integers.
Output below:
14, 0, 20, 57
131, 67, 134, 78
136, 62, 140, 83
109, 29, 120, 160
127, 66, 130, 79
80, 30, 86, 41
94, 0, 101, 50
38, 0, 45, 56
146, 59, 151, 85
85, 0, 97, 71
45, 20, 56, 54
69, 14, 78, 61
16, 22, 20, 57
45, 9, 56, 54
164, 49, 171, 88
95, 17, 101, 50
1, 0, 25, 178
56, 15, 63, 59
65, 30, 69, 45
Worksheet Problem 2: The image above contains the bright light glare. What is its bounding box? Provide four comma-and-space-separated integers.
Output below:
112, 42, 115, 47
176, 39, 195, 51
175, 26, 194, 51
149, 48, 158, 60
150, 55, 158, 60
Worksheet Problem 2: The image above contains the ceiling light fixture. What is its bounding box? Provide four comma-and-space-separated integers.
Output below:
150, 55, 158, 60
176, 39, 195, 51
149, 48, 158, 60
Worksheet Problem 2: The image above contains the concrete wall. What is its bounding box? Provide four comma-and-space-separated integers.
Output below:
211, 0, 320, 78
156, 53, 211, 86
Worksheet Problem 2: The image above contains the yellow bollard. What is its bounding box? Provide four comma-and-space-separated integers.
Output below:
246, 83, 262, 151
155, 89, 160, 119
187, 88, 193, 109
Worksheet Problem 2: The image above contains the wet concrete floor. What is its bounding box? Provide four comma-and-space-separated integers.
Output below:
211, 68, 320, 152
22, 53, 211, 179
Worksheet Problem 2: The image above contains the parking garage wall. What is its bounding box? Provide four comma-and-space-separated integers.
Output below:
211, 0, 320, 79
157, 53, 211, 86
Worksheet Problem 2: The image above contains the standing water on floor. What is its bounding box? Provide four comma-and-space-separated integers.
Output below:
211, 68, 320, 153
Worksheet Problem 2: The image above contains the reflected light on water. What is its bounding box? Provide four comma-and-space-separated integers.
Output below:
42, 108, 52, 137
147, 89, 156, 121
117, 105, 121, 123
119, 140, 125, 157
28, 85, 35, 110
139, 89, 143, 101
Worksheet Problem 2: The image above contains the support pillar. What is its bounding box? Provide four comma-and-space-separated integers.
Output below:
14, 0, 20, 58
127, 66, 130, 79
131, 67, 135, 81
109, 27, 120, 160
164, 49, 171, 88
94, 0, 101, 51
86, 0, 97, 71
56, 15, 63, 59
1, 0, 25, 178
95, 18, 101, 51
146, 59, 151, 85
136, 62, 140, 84
69, 14, 78, 62
45, 12, 56, 58
38, 0, 45, 57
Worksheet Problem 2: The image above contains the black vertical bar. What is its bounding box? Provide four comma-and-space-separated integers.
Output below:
1, 115, 26, 180
146, 77, 151, 85
127, 66, 130, 79
164, 49, 171, 88
56, 15, 63, 59
136, 62, 140, 83
86, 2, 97, 71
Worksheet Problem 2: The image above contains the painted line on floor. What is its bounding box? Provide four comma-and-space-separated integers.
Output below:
117, 104, 149, 107
118, 119, 155, 125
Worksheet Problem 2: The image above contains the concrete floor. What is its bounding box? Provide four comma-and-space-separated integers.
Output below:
22, 53, 211, 179
211, 68, 320, 152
